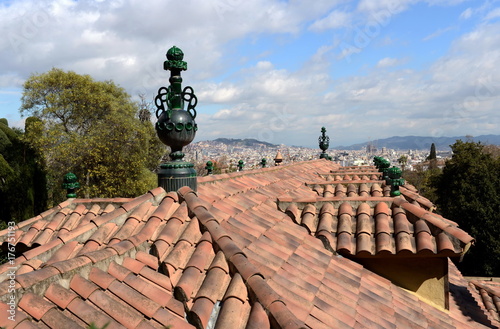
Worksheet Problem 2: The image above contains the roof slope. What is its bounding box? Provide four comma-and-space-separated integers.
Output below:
0, 159, 496, 329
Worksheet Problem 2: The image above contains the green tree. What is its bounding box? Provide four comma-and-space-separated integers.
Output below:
403, 165, 440, 202
427, 143, 437, 169
433, 140, 500, 276
398, 155, 408, 172
0, 118, 47, 223
21, 68, 164, 203
428, 143, 437, 160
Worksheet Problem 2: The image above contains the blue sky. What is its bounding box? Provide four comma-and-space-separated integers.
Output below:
0, 0, 499, 148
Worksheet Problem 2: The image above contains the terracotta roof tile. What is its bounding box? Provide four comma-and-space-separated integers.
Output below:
18, 292, 55, 320
0, 302, 31, 329
138, 264, 173, 292
153, 308, 194, 329
67, 298, 124, 328
124, 272, 172, 308
0, 159, 493, 329
41, 308, 82, 328
244, 302, 270, 329
89, 266, 116, 289
88, 289, 144, 329
186, 297, 213, 329
109, 279, 162, 318
213, 296, 251, 329
45, 240, 80, 265
70, 274, 100, 299
81, 247, 118, 264
106, 239, 135, 255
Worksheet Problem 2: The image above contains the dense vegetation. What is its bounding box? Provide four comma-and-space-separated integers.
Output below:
405, 140, 500, 276
0, 118, 47, 223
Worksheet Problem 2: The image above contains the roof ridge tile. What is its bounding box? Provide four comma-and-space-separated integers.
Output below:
44, 282, 79, 309
89, 267, 116, 289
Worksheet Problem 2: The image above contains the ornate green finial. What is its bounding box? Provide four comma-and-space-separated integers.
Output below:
260, 158, 267, 168
205, 160, 214, 175
155, 46, 198, 192
164, 46, 188, 72
388, 166, 405, 196
237, 160, 245, 171
62, 172, 80, 198
318, 127, 330, 159
373, 156, 391, 180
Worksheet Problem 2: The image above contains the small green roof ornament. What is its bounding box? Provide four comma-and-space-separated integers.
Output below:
237, 160, 245, 171
238, 160, 245, 171
205, 160, 214, 175
62, 172, 80, 198
388, 166, 405, 196
373, 156, 391, 181
260, 158, 267, 168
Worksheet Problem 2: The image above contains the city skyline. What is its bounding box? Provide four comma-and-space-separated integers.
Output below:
0, 0, 499, 147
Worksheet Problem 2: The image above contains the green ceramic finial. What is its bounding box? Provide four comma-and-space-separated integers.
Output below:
261, 158, 267, 168
205, 160, 214, 175
318, 127, 330, 159
164, 46, 187, 72
374, 156, 391, 181
237, 160, 244, 171
388, 166, 405, 196
62, 172, 80, 198
155, 46, 198, 192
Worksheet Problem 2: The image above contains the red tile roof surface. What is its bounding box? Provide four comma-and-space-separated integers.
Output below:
0, 159, 495, 328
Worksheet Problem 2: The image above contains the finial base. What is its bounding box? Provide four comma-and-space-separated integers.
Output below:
158, 162, 197, 192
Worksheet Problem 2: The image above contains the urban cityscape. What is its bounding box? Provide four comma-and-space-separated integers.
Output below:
184, 138, 450, 174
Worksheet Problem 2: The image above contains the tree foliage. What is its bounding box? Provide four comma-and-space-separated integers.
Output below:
428, 143, 437, 160
21, 68, 164, 204
433, 140, 500, 276
0, 119, 47, 223
403, 166, 441, 202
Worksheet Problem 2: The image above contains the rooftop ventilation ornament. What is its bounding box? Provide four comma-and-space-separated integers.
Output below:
387, 166, 405, 196
62, 172, 80, 198
237, 160, 245, 172
205, 161, 214, 175
260, 158, 267, 168
155, 46, 198, 192
318, 127, 331, 160
373, 156, 390, 181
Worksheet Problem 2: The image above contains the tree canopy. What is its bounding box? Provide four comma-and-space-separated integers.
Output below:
21, 68, 164, 204
433, 140, 500, 276
0, 118, 47, 223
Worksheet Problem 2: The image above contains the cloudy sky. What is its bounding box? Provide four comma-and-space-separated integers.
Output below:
0, 0, 499, 147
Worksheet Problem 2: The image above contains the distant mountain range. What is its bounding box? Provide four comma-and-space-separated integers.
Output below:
206, 135, 500, 151
335, 135, 500, 150
213, 138, 278, 148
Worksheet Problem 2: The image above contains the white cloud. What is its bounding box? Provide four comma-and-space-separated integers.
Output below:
422, 26, 456, 41
484, 7, 500, 21
309, 10, 351, 31
460, 7, 473, 19
376, 57, 400, 68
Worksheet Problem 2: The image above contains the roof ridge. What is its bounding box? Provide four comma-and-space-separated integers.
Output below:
178, 186, 307, 329
392, 197, 475, 249
197, 159, 330, 184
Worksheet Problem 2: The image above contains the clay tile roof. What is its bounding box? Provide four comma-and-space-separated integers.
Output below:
468, 279, 500, 325
0, 159, 494, 329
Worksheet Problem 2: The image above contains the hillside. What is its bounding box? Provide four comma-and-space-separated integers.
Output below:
335, 135, 500, 150
213, 138, 278, 148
